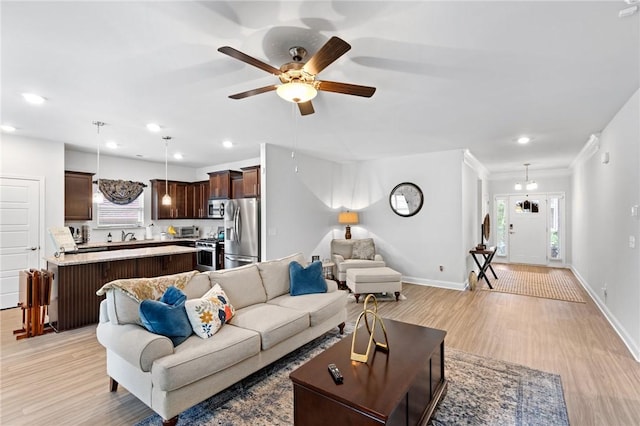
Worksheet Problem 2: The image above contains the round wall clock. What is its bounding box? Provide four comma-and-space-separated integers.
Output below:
389, 182, 424, 217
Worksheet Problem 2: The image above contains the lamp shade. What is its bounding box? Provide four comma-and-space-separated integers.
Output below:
338, 211, 359, 225
276, 82, 317, 103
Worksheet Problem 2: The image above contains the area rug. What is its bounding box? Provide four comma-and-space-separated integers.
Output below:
135, 326, 569, 426
480, 264, 585, 303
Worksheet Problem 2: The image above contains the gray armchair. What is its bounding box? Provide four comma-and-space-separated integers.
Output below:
331, 238, 385, 284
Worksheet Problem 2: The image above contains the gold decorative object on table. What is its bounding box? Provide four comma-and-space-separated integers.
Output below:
350, 294, 390, 363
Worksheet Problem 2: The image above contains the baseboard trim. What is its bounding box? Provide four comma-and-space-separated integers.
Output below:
402, 276, 467, 291
570, 266, 640, 363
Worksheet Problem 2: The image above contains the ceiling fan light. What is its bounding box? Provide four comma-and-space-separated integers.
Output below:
276, 82, 317, 103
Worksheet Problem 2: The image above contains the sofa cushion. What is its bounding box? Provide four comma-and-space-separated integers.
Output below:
139, 287, 192, 347
257, 253, 306, 300
289, 261, 327, 296
228, 304, 309, 350
152, 325, 261, 392
103, 272, 211, 326
337, 259, 386, 272
207, 264, 266, 310
268, 289, 347, 327
352, 238, 376, 260
185, 284, 235, 339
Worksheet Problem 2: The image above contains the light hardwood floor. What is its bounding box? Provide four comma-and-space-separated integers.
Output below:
1, 266, 639, 425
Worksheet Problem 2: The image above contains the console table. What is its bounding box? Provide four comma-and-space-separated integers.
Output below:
469, 246, 497, 289
289, 319, 447, 425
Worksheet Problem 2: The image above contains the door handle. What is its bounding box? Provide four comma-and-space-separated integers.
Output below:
25, 247, 38, 251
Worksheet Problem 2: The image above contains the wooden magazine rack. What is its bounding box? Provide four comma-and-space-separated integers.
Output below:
13, 269, 54, 340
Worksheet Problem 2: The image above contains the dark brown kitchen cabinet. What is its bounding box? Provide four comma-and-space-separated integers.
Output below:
208, 170, 241, 199
241, 166, 260, 197
150, 179, 189, 219
65, 171, 94, 221
192, 180, 210, 218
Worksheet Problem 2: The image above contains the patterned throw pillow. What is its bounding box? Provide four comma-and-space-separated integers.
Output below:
185, 284, 235, 339
352, 239, 375, 260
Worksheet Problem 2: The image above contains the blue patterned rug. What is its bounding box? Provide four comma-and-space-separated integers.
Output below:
135, 326, 568, 426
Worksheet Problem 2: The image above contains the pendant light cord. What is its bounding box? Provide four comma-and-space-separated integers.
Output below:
93, 121, 105, 186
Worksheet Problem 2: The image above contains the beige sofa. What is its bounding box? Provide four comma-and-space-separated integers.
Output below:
96, 253, 347, 425
331, 238, 385, 284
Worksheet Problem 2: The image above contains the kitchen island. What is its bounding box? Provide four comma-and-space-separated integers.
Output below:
46, 245, 197, 331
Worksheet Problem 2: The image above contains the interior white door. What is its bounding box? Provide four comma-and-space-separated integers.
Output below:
508, 195, 547, 265
0, 177, 40, 309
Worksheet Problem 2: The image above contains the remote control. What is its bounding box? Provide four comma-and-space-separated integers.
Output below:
328, 363, 343, 384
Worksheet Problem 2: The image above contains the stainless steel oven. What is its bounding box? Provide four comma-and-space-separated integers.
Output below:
195, 239, 217, 271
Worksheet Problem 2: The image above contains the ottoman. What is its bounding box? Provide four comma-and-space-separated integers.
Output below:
346, 267, 402, 303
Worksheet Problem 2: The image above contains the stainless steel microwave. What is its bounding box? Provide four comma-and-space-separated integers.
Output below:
208, 199, 228, 219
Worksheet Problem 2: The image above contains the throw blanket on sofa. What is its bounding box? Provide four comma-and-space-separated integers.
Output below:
96, 270, 199, 301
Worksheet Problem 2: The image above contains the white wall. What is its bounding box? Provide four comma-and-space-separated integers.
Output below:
262, 145, 473, 288
262, 144, 340, 261
462, 160, 480, 281
571, 89, 640, 361
0, 134, 65, 261
342, 150, 468, 288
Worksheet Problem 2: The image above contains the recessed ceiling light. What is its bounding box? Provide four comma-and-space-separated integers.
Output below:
173, 153, 183, 160
1, 124, 16, 132
22, 93, 46, 104
222, 140, 233, 148
517, 136, 531, 144
106, 141, 118, 149
146, 123, 161, 132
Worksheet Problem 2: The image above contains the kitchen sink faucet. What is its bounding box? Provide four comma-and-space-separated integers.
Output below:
121, 231, 135, 241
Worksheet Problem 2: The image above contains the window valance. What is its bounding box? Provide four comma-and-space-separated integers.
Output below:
95, 179, 147, 205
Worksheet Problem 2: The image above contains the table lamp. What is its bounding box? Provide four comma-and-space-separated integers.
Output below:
338, 211, 359, 239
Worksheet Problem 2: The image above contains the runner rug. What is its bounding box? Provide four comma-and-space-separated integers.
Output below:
135, 325, 569, 426
481, 264, 585, 303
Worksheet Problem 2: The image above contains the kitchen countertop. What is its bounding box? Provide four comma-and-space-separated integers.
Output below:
77, 238, 198, 249
45, 245, 197, 266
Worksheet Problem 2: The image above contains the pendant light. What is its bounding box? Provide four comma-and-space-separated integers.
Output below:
162, 136, 172, 206
514, 163, 537, 191
92, 121, 105, 204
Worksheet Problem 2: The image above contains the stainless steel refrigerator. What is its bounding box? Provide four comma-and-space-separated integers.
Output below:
224, 198, 260, 269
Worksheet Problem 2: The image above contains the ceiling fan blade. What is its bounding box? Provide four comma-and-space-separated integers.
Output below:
218, 46, 282, 75
228, 85, 278, 99
303, 37, 351, 75
317, 80, 376, 97
297, 101, 315, 116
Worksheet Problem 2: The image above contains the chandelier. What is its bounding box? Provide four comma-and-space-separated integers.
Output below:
514, 163, 537, 191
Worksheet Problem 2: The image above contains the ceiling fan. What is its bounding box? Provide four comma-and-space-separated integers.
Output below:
217, 37, 376, 116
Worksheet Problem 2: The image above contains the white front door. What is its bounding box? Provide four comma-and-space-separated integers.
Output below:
508, 194, 547, 265
0, 177, 40, 309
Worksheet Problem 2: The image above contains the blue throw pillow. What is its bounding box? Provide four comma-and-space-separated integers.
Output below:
289, 261, 327, 296
139, 286, 192, 346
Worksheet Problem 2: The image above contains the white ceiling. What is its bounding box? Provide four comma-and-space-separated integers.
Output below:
2, 1, 638, 173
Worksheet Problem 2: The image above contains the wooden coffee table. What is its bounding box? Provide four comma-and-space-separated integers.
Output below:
289, 319, 447, 425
